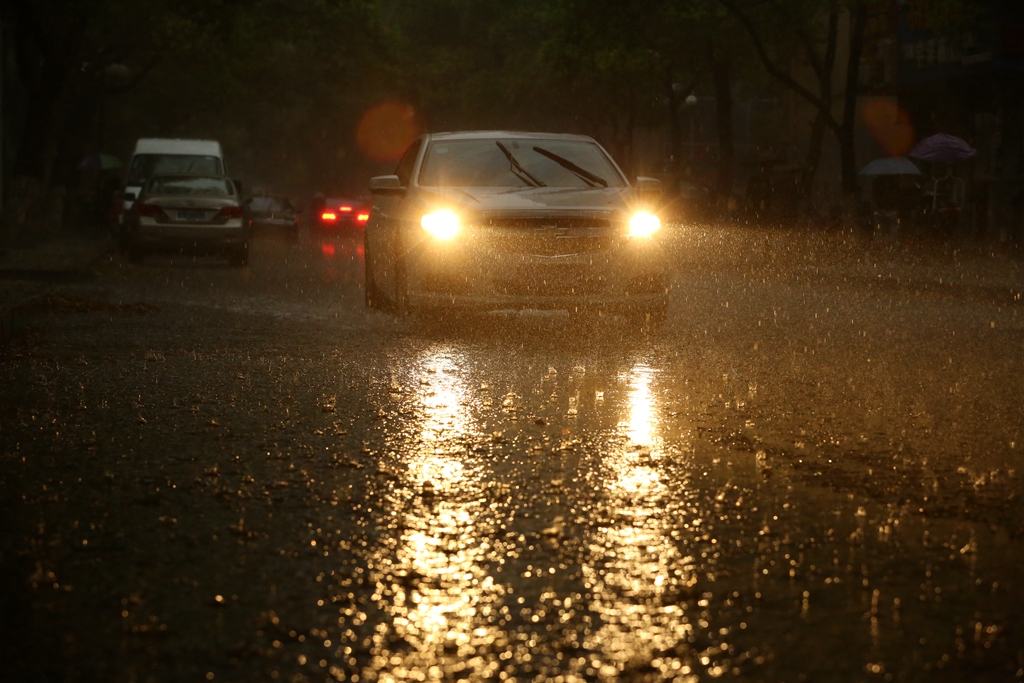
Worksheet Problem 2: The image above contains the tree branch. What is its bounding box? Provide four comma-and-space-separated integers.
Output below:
719, 0, 841, 134
103, 52, 163, 95
765, 0, 835, 86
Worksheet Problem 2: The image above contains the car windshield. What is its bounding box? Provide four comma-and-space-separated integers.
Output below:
147, 176, 234, 197
127, 154, 224, 184
417, 138, 625, 188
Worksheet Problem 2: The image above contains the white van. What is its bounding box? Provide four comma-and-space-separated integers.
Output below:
122, 139, 226, 217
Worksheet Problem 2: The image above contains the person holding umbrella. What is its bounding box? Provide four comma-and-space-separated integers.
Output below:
908, 133, 977, 239
859, 156, 922, 238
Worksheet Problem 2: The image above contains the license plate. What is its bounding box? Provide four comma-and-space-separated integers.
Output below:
177, 210, 206, 221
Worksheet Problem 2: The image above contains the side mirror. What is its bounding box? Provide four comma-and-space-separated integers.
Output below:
635, 177, 662, 196
123, 190, 137, 201
369, 175, 406, 196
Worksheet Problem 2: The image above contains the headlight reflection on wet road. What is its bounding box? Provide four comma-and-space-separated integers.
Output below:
366, 347, 507, 682
360, 351, 740, 681
623, 362, 659, 449
582, 362, 702, 678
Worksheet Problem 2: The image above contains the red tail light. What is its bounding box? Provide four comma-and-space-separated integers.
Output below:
135, 203, 168, 219
356, 212, 370, 225
215, 206, 244, 219
339, 206, 353, 212
321, 211, 338, 222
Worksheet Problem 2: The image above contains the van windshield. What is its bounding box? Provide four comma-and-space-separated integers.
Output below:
127, 155, 223, 185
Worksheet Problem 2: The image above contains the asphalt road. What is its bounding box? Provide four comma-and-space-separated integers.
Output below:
2, 225, 1023, 683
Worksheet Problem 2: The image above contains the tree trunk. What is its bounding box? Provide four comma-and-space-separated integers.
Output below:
11, 8, 89, 182
711, 53, 734, 211
666, 72, 682, 186
665, 70, 699, 201
12, 75, 67, 181
624, 85, 636, 178
800, 9, 838, 200
838, 2, 868, 196
801, 108, 828, 198
51, 78, 100, 188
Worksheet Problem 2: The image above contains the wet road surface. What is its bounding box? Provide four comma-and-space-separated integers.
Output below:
2, 226, 1024, 682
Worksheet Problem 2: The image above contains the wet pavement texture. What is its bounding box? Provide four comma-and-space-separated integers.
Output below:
2, 226, 1023, 682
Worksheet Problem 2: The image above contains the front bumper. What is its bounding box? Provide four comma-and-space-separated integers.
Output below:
403, 228, 668, 313
408, 289, 666, 314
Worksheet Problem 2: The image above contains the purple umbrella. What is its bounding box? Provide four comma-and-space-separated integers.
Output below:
908, 134, 976, 164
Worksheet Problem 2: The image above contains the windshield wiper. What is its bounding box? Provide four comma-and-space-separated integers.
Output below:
496, 141, 545, 188
532, 146, 608, 188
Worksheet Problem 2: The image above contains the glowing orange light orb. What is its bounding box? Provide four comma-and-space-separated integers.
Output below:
356, 102, 421, 163
861, 99, 915, 158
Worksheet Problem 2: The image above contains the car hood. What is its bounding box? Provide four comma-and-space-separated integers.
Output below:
415, 186, 636, 216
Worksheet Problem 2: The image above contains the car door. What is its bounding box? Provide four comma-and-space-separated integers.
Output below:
368, 137, 424, 302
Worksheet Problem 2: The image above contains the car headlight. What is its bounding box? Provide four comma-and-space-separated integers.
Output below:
421, 210, 461, 240
628, 212, 661, 238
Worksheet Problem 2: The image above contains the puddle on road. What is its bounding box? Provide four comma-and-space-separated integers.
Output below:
298, 332, 1020, 682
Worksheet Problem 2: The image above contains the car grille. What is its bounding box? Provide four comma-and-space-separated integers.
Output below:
493, 264, 607, 297
480, 217, 616, 257
483, 217, 612, 229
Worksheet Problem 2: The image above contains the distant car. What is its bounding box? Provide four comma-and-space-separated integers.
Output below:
364, 131, 668, 324
122, 138, 226, 220
123, 174, 249, 266
313, 197, 371, 232
248, 195, 299, 241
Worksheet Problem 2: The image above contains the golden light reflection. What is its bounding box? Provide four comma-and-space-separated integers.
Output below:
364, 347, 504, 682
584, 362, 698, 676
623, 364, 659, 448
404, 353, 473, 490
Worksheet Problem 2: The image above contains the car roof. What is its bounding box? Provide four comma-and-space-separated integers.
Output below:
148, 173, 230, 181
425, 130, 597, 143
134, 138, 223, 156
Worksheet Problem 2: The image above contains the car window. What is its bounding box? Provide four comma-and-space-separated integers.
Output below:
418, 138, 625, 188
147, 176, 234, 197
128, 155, 224, 184
394, 139, 423, 187
249, 197, 273, 213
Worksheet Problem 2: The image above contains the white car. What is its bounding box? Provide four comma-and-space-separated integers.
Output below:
124, 175, 248, 266
363, 131, 669, 324
122, 138, 226, 219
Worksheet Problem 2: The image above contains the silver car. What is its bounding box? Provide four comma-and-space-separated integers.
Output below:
124, 174, 249, 266
363, 131, 669, 324
248, 195, 299, 241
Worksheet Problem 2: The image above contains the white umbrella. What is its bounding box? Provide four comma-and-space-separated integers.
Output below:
859, 157, 921, 176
